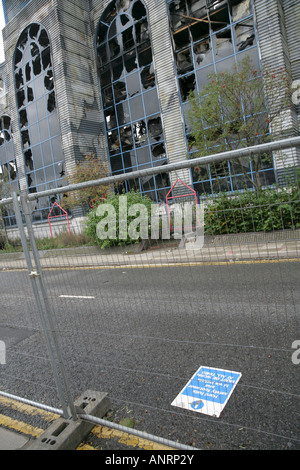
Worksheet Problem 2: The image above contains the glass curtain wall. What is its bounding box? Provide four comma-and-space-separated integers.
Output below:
168, 0, 275, 194
14, 23, 65, 222
96, 0, 170, 202
0, 116, 18, 226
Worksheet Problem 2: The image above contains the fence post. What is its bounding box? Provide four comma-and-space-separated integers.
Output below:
12, 192, 78, 421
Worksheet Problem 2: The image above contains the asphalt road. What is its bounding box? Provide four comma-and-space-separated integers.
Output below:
0, 261, 299, 450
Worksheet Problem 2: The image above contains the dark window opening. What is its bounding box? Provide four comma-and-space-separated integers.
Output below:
17, 89, 26, 108
44, 69, 54, 91
179, 73, 196, 101
148, 116, 163, 142
108, 129, 120, 154
21, 130, 31, 148
135, 19, 148, 44
132, 0, 147, 20
209, 6, 230, 32
193, 39, 212, 66
122, 26, 135, 50
234, 18, 255, 51
176, 48, 193, 75
97, 23, 109, 45
47, 92, 56, 113
124, 50, 137, 72
114, 80, 127, 102
25, 149, 34, 170
120, 125, 133, 150
140, 64, 155, 89
15, 69, 24, 89
109, 37, 121, 58
19, 110, 28, 128
112, 57, 124, 81
27, 86, 34, 102
38, 29, 50, 48
29, 24, 40, 40
138, 43, 152, 67
151, 143, 165, 158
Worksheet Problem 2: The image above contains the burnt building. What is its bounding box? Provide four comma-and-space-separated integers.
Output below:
0, 0, 299, 226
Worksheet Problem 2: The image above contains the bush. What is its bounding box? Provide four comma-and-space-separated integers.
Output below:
85, 190, 153, 249
204, 186, 300, 235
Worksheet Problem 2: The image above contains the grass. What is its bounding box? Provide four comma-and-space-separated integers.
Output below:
0, 229, 95, 253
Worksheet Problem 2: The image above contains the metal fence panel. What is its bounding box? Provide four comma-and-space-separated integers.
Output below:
0, 138, 299, 450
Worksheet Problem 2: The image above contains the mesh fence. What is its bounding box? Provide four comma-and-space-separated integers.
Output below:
0, 137, 300, 450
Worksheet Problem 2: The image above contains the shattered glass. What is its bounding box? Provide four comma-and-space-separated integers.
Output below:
96, 1, 168, 199
14, 23, 63, 212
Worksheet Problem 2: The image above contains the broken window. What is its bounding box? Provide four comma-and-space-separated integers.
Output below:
138, 42, 152, 67
120, 125, 133, 150
230, 0, 252, 23
47, 92, 56, 113
122, 26, 134, 50
112, 57, 124, 81
213, 28, 233, 60
133, 120, 147, 146
44, 69, 54, 91
140, 63, 155, 90
234, 18, 255, 52
193, 39, 212, 67
17, 89, 26, 108
108, 129, 120, 154
176, 48, 193, 75
105, 107, 117, 129
148, 116, 163, 142
135, 19, 148, 44
132, 0, 146, 20
209, 3, 230, 32
179, 73, 196, 101
15, 69, 24, 89
124, 50, 138, 72
27, 86, 34, 102
151, 143, 165, 159
96, 1, 167, 202
113, 80, 127, 102
14, 24, 64, 219
25, 62, 31, 81
25, 149, 34, 170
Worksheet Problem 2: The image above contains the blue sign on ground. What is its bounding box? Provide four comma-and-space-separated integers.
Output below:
171, 366, 242, 417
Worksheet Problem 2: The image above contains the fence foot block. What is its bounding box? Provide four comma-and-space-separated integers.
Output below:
26, 390, 110, 450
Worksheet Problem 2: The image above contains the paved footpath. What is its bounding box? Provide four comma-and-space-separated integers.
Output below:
0, 231, 299, 271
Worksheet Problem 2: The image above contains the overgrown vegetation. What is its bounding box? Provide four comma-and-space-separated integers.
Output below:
85, 189, 153, 249
60, 155, 111, 211
204, 185, 300, 235
187, 58, 293, 191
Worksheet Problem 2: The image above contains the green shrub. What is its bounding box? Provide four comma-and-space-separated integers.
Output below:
85, 190, 153, 249
204, 186, 300, 235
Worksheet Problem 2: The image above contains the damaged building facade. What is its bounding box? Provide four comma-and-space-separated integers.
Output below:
0, 0, 299, 226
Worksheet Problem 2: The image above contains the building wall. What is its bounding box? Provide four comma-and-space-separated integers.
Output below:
0, 0, 299, 222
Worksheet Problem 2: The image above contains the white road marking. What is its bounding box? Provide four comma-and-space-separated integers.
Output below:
59, 295, 95, 299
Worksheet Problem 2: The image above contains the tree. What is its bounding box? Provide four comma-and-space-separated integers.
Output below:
60, 155, 111, 211
187, 57, 293, 191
